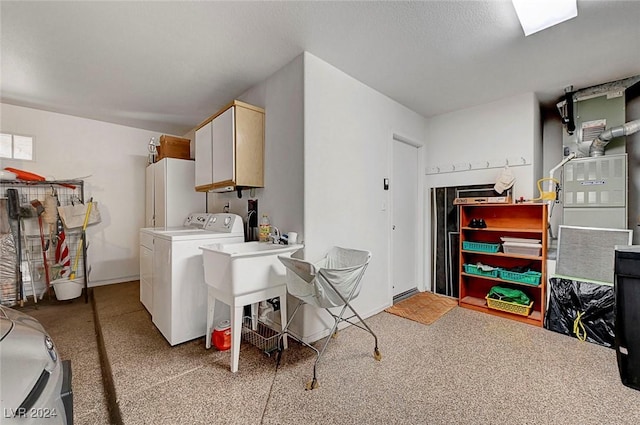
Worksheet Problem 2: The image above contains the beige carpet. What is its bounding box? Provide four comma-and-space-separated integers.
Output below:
386, 291, 458, 325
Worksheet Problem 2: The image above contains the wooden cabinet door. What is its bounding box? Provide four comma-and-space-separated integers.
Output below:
211, 107, 235, 185
195, 122, 213, 189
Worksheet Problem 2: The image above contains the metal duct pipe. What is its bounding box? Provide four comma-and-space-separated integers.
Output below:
590, 119, 640, 157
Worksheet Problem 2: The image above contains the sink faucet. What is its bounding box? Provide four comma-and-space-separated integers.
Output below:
269, 226, 281, 244
246, 209, 256, 224
245, 210, 257, 241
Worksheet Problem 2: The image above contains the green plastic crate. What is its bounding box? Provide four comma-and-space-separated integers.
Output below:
463, 263, 500, 278
462, 241, 500, 253
498, 269, 541, 285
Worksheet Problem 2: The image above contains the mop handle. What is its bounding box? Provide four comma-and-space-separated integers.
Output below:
70, 201, 92, 280
81, 201, 93, 230
38, 216, 51, 288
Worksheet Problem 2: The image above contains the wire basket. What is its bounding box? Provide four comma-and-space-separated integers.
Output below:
241, 317, 280, 354
485, 296, 533, 317
462, 241, 500, 253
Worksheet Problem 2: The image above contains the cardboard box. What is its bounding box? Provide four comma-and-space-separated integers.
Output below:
157, 135, 191, 161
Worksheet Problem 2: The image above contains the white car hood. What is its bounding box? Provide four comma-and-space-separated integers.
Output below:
0, 306, 58, 413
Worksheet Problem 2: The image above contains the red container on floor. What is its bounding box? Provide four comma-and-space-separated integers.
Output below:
213, 320, 231, 351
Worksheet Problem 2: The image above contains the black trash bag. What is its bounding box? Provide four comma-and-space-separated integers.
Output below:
544, 277, 615, 348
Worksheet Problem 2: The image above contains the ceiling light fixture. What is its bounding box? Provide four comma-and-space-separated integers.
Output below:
512, 0, 577, 36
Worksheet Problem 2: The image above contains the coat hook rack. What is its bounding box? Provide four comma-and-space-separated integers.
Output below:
426, 156, 531, 175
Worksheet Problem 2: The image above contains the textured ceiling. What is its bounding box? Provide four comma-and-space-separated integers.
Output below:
1, 1, 639, 135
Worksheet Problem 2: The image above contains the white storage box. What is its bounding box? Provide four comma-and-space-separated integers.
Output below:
502, 241, 542, 256
500, 237, 541, 244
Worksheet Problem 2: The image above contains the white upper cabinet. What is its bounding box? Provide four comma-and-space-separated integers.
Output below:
211, 107, 234, 186
195, 100, 264, 193
195, 120, 213, 189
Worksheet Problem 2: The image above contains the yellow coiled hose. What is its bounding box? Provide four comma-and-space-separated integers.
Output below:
573, 311, 587, 342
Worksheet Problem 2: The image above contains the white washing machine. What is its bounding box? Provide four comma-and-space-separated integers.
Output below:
139, 213, 244, 346
140, 212, 218, 315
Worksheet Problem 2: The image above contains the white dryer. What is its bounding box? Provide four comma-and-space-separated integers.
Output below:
140, 213, 244, 346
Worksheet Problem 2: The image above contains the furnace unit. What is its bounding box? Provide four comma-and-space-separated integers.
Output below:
557, 76, 640, 229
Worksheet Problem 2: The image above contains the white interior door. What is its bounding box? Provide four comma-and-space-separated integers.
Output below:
392, 140, 419, 297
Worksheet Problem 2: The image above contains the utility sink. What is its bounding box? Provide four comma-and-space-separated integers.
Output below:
200, 241, 302, 373
200, 242, 304, 296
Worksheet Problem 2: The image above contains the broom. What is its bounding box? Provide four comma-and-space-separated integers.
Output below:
18, 204, 38, 303
69, 199, 92, 280
30, 199, 51, 294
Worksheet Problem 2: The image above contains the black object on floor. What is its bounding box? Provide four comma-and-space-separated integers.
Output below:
614, 247, 640, 391
544, 277, 615, 348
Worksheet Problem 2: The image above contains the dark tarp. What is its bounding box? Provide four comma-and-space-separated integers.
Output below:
545, 277, 615, 348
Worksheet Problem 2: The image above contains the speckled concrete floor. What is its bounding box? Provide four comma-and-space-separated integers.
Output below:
91, 281, 640, 425
19, 293, 111, 425
27, 281, 640, 425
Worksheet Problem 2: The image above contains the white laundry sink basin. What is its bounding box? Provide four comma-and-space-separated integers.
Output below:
200, 242, 303, 296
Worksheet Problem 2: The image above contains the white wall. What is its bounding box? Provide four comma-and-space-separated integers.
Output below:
542, 109, 564, 243
200, 55, 307, 337
1, 103, 156, 285
205, 55, 305, 241
533, 99, 543, 185
302, 52, 428, 340
424, 93, 541, 291
425, 93, 539, 197
205, 52, 428, 341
